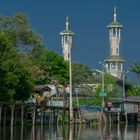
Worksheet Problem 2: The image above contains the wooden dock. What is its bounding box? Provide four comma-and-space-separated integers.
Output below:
0, 102, 80, 126
0, 101, 139, 126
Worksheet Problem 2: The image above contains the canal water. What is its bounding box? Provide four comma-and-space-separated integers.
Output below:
0, 124, 140, 140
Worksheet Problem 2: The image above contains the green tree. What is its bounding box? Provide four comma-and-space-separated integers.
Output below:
93, 75, 117, 105
41, 51, 69, 85
0, 32, 33, 101
23, 46, 47, 84
72, 63, 94, 85
129, 61, 140, 80
126, 83, 140, 96
71, 63, 102, 105
0, 13, 46, 102
0, 13, 42, 48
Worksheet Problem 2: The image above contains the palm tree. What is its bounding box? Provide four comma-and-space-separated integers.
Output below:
129, 61, 140, 80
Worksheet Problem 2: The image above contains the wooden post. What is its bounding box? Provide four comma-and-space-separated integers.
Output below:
117, 122, 120, 137
3, 107, 7, 126
51, 111, 53, 125
25, 107, 28, 125
11, 105, 15, 126
21, 105, 24, 125
63, 85, 66, 125
0, 106, 2, 126
75, 112, 77, 124
109, 113, 111, 124
14, 108, 17, 125
49, 110, 51, 125
56, 110, 58, 125
125, 112, 128, 124
68, 109, 70, 124
48, 110, 50, 125
41, 107, 44, 126
78, 109, 82, 124
54, 110, 57, 125
63, 108, 66, 125
102, 111, 106, 124
61, 110, 64, 124
52, 110, 54, 124
98, 112, 102, 124
117, 112, 120, 123
32, 107, 36, 126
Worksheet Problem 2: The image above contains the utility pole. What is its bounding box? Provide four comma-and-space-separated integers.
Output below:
122, 73, 126, 111
99, 62, 105, 107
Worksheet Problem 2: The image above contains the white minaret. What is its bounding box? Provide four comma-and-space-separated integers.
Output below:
60, 16, 74, 60
60, 17, 74, 123
105, 6, 125, 79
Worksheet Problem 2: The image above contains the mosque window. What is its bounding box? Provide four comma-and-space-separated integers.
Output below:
68, 53, 70, 59
111, 63, 116, 69
118, 63, 121, 70
116, 48, 118, 54
111, 48, 113, 55
108, 63, 110, 70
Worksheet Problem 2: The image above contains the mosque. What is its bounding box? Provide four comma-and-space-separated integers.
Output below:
60, 6, 125, 80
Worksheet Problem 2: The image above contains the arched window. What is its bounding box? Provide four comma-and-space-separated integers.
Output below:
118, 63, 122, 70
111, 63, 116, 69
111, 48, 113, 55
116, 48, 118, 54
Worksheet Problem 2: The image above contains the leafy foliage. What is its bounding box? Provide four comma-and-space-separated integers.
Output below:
41, 51, 69, 85
0, 13, 42, 48
129, 61, 140, 79
72, 63, 94, 84
0, 32, 33, 101
92, 75, 117, 105
127, 84, 140, 96
0, 13, 69, 102
0, 13, 45, 102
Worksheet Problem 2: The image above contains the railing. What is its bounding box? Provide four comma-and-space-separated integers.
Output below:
104, 107, 122, 112
48, 101, 64, 107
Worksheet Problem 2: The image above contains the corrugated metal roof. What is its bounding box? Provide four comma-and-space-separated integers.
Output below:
33, 85, 51, 92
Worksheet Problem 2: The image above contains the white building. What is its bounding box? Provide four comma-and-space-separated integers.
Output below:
60, 16, 74, 61
104, 6, 125, 79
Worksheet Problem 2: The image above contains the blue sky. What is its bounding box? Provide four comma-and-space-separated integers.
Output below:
0, 0, 140, 82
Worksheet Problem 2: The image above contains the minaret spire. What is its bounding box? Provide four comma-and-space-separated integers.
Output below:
114, 6, 117, 22
105, 6, 125, 79
66, 16, 69, 31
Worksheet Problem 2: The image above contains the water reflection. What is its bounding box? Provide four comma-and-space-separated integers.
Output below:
10, 126, 13, 140
68, 125, 73, 140
1, 123, 140, 140
20, 125, 23, 140
32, 126, 35, 140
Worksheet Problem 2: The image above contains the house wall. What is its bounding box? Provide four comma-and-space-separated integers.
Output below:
125, 102, 138, 113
